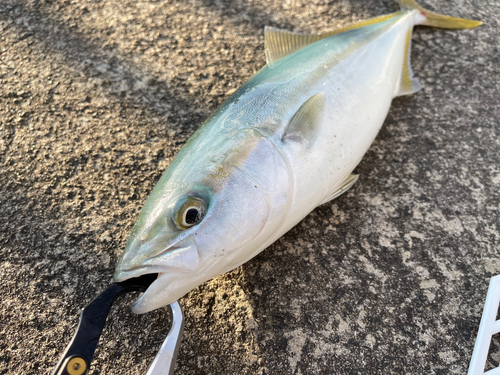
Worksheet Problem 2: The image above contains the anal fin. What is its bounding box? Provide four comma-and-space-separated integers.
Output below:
319, 174, 359, 205
396, 29, 422, 97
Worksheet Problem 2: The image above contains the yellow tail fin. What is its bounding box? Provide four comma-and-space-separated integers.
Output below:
398, 0, 482, 29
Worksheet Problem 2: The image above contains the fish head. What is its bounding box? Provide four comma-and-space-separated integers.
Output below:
114, 131, 289, 313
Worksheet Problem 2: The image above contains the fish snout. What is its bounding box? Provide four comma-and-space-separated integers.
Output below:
113, 235, 200, 282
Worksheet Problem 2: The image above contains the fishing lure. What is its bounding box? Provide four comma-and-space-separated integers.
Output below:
114, 0, 481, 314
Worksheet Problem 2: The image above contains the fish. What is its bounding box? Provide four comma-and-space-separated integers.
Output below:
113, 0, 480, 314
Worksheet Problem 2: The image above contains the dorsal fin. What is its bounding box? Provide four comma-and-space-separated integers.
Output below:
264, 13, 402, 64
264, 27, 326, 64
282, 92, 325, 148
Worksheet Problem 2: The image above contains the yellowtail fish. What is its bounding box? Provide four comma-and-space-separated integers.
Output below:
114, 0, 480, 313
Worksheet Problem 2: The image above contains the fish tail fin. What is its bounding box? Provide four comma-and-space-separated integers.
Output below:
395, 0, 481, 96
397, 0, 482, 29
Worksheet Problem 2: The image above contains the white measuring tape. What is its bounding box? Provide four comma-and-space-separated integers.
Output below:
468, 275, 500, 375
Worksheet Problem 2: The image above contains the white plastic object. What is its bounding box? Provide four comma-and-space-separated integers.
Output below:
146, 301, 184, 375
468, 275, 500, 375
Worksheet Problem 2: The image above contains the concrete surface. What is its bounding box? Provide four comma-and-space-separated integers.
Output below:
0, 0, 498, 374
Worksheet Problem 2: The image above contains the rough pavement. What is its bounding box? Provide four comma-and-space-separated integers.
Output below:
1, 0, 498, 374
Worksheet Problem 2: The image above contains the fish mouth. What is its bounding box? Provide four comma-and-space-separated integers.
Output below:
114, 266, 173, 313
114, 237, 200, 281
113, 236, 201, 313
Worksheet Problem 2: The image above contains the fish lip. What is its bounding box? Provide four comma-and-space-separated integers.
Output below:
113, 265, 168, 283
113, 240, 191, 280
114, 243, 197, 283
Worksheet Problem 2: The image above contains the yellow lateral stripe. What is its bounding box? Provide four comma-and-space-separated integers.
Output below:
322, 12, 404, 38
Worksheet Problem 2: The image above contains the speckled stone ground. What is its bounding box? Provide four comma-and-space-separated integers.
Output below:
0, 0, 498, 374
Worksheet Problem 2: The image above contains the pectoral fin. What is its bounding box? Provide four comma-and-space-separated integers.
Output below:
282, 92, 325, 148
319, 174, 359, 205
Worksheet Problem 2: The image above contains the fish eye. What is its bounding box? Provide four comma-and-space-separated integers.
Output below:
172, 196, 207, 230
182, 207, 202, 226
